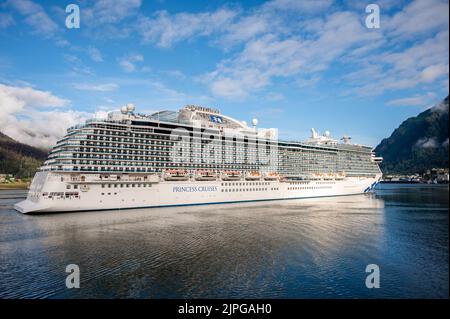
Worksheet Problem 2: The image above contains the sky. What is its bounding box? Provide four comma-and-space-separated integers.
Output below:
0, 0, 448, 149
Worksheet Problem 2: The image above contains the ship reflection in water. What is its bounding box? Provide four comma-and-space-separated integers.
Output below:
0, 184, 448, 298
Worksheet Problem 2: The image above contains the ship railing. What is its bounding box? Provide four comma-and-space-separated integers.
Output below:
68, 175, 160, 184
48, 155, 74, 159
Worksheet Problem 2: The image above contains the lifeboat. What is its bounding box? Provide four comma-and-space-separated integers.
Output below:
245, 171, 261, 181
164, 169, 189, 181
311, 173, 323, 180
335, 172, 346, 180
263, 172, 279, 181
221, 170, 241, 181
195, 170, 217, 181
324, 172, 335, 180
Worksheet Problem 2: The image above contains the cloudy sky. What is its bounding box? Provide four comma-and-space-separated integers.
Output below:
0, 0, 448, 149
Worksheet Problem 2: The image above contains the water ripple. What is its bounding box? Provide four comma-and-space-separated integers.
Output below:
0, 185, 448, 298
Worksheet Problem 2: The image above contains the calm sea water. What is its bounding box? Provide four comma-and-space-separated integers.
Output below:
0, 184, 448, 299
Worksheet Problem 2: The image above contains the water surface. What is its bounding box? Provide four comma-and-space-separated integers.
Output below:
0, 184, 448, 298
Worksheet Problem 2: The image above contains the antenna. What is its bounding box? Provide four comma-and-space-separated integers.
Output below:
341, 135, 352, 144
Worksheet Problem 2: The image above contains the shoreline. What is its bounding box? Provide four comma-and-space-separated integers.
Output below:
0, 183, 30, 190
380, 181, 449, 185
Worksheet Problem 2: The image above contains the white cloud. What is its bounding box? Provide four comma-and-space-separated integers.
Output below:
0, 83, 67, 111
139, 8, 238, 48
119, 54, 144, 72
252, 107, 284, 118
136, 0, 337, 51
218, 14, 270, 46
431, 98, 449, 113
163, 70, 186, 79
88, 47, 103, 62
415, 137, 438, 148
0, 13, 15, 29
206, 67, 269, 98
386, 97, 425, 106
63, 54, 81, 64
442, 138, 449, 147
6, 0, 58, 36
348, 29, 449, 96
133, 0, 447, 100
205, 11, 380, 98
137, 81, 214, 107
2, 110, 88, 149
296, 75, 321, 88
263, 0, 334, 13
346, 0, 404, 10
74, 83, 118, 92
386, 0, 449, 39
84, 0, 142, 25
386, 93, 437, 106
63, 54, 95, 76
339, 0, 449, 97
147, 81, 190, 103
55, 38, 70, 47
420, 64, 449, 83
2, 0, 447, 110
382, 30, 449, 74
0, 83, 81, 149
266, 92, 285, 101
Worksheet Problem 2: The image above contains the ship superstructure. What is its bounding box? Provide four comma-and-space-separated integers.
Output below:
15, 104, 382, 213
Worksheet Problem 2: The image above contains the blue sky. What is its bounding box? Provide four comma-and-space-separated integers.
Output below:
0, 0, 448, 149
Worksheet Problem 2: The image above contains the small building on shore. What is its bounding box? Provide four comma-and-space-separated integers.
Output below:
0, 174, 15, 183
382, 168, 449, 184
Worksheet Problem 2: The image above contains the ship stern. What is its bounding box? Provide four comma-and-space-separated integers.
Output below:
14, 199, 50, 214
14, 171, 50, 214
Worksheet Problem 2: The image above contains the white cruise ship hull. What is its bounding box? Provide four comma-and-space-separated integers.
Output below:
14, 172, 381, 214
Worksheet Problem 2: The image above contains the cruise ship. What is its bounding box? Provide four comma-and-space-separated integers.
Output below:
15, 104, 383, 214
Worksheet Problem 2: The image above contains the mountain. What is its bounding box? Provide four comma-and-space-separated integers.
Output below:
0, 132, 48, 178
374, 96, 449, 174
